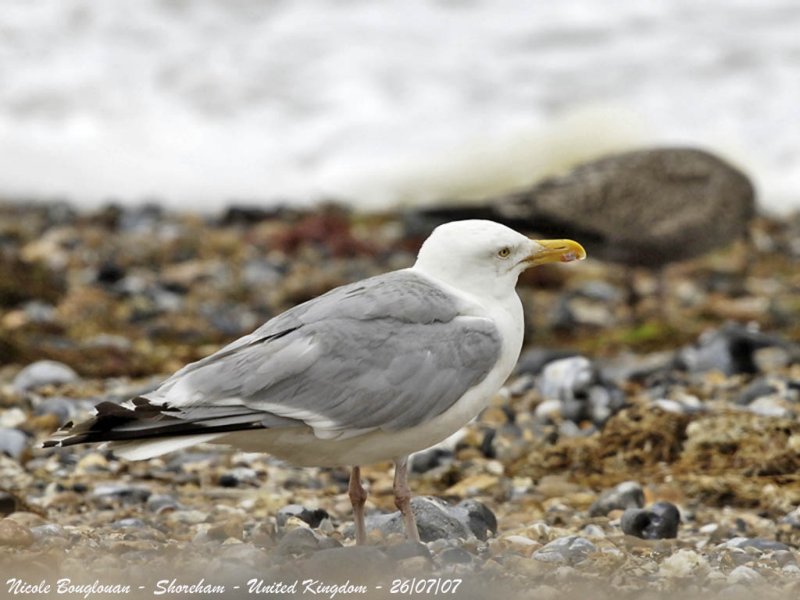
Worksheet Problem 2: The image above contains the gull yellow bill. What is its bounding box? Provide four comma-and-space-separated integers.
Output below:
526, 239, 587, 266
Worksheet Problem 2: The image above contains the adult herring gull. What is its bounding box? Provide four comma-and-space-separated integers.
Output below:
44, 220, 585, 543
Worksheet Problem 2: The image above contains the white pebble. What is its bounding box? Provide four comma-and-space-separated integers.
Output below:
728, 565, 763, 584
659, 549, 710, 578
504, 534, 536, 546
0, 408, 27, 429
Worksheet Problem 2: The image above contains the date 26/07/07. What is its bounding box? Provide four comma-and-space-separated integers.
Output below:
389, 578, 463, 595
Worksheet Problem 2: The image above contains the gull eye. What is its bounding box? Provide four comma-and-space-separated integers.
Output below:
497, 247, 511, 259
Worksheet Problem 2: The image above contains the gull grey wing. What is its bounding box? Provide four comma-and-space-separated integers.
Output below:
154, 269, 459, 395
148, 270, 503, 438
154, 314, 501, 438
285, 314, 502, 435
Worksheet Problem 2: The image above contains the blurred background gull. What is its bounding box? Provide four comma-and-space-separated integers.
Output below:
0, 0, 799, 214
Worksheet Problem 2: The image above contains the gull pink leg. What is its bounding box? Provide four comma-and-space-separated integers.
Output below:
348, 465, 368, 545
393, 456, 420, 543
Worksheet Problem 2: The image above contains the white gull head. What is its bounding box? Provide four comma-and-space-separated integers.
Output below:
412, 219, 586, 299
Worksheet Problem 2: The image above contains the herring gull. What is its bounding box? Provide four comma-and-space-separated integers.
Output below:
45, 219, 585, 543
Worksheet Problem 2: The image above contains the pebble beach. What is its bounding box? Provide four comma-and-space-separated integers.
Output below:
1, 200, 800, 599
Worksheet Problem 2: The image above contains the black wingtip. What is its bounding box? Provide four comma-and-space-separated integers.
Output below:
41, 396, 272, 448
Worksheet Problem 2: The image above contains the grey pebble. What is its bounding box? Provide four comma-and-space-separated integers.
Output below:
725, 537, 790, 553
146, 494, 181, 513
203, 302, 258, 337
551, 292, 617, 329
783, 564, 800, 576
0, 428, 28, 460
677, 323, 792, 376
774, 550, 798, 567
723, 548, 754, 567
453, 499, 498, 541
781, 506, 800, 528
728, 565, 763, 584
13, 360, 79, 392
533, 536, 597, 565
576, 280, 623, 303
515, 348, 578, 377
538, 357, 594, 402
411, 448, 453, 473
30, 523, 66, 540
363, 498, 468, 542
241, 259, 282, 288
600, 351, 677, 384
621, 501, 680, 539
537, 356, 625, 426
360, 496, 496, 542
317, 518, 335, 535
506, 374, 536, 396
588, 481, 644, 517
586, 385, 626, 425
21, 301, 57, 324
735, 379, 778, 406
151, 286, 184, 313
580, 524, 606, 538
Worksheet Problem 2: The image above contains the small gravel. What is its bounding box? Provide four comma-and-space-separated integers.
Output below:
0, 201, 799, 597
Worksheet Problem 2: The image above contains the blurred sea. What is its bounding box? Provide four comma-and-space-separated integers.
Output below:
0, 0, 798, 213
